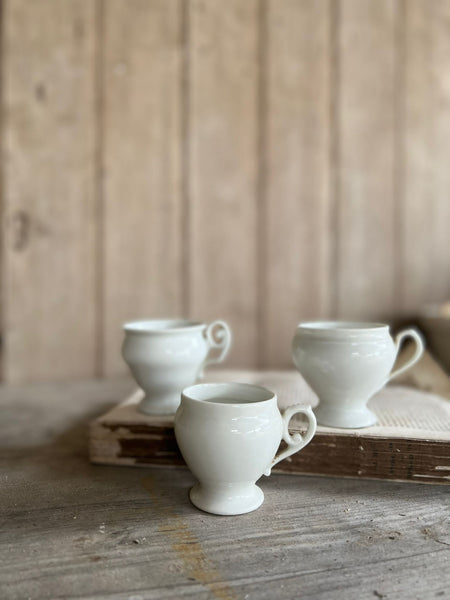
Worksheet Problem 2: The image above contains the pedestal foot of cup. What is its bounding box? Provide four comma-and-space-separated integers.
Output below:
138, 393, 180, 416
314, 403, 377, 429
189, 482, 264, 516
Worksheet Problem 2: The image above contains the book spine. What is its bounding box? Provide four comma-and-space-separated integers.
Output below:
89, 423, 450, 484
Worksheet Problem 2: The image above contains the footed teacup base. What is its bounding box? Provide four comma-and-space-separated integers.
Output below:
189, 482, 264, 516
314, 403, 377, 429
138, 393, 180, 416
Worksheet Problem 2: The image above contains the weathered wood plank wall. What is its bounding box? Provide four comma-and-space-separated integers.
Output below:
1, 0, 449, 381
188, 0, 260, 367
402, 0, 450, 314
262, 0, 331, 367
101, 0, 184, 376
2, 0, 98, 381
336, 0, 398, 321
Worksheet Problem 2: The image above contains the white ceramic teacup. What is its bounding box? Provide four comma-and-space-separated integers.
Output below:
122, 319, 232, 415
292, 321, 425, 428
174, 382, 316, 515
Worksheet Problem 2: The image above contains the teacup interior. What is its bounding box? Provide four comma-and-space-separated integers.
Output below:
124, 319, 203, 333
183, 383, 274, 405
299, 321, 388, 331
207, 397, 249, 405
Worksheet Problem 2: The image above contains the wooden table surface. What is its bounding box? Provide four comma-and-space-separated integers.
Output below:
1, 378, 449, 600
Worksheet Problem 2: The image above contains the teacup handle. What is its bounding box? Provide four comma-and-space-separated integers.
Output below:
201, 320, 232, 374
265, 405, 316, 476
388, 328, 425, 382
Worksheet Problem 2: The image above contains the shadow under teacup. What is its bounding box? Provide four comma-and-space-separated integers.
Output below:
292, 321, 424, 429
122, 319, 232, 415
174, 382, 316, 516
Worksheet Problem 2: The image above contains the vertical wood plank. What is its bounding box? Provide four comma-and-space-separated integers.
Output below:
102, 0, 183, 375
336, 0, 398, 319
2, 0, 98, 382
402, 0, 450, 312
262, 0, 331, 367
189, 0, 259, 366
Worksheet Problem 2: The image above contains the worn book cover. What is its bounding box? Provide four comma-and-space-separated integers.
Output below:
89, 369, 450, 485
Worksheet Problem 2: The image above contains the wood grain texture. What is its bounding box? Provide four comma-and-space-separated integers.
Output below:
402, 0, 450, 312
1, 377, 450, 599
188, 0, 259, 367
101, 0, 183, 376
262, 0, 331, 367
2, 0, 450, 382
2, 0, 98, 382
336, 0, 398, 319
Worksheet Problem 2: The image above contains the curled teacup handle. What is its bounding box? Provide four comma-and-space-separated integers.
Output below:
388, 328, 424, 381
265, 405, 316, 476
200, 320, 232, 375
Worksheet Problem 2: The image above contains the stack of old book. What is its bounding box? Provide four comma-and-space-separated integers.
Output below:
89, 350, 450, 485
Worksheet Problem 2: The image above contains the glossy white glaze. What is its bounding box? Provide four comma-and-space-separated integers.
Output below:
292, 321, 424, 428
122, 319, 231, 415
174, 382, 316, 515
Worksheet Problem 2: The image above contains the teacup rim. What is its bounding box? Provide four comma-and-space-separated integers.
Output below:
297, 320, 389, 334
182, 382, 276, 407
123, 319, 206, 334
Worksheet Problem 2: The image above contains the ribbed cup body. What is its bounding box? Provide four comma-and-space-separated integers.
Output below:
175, 384, 282, 486
122, 320, 209, 414
292, 321, 397, 427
